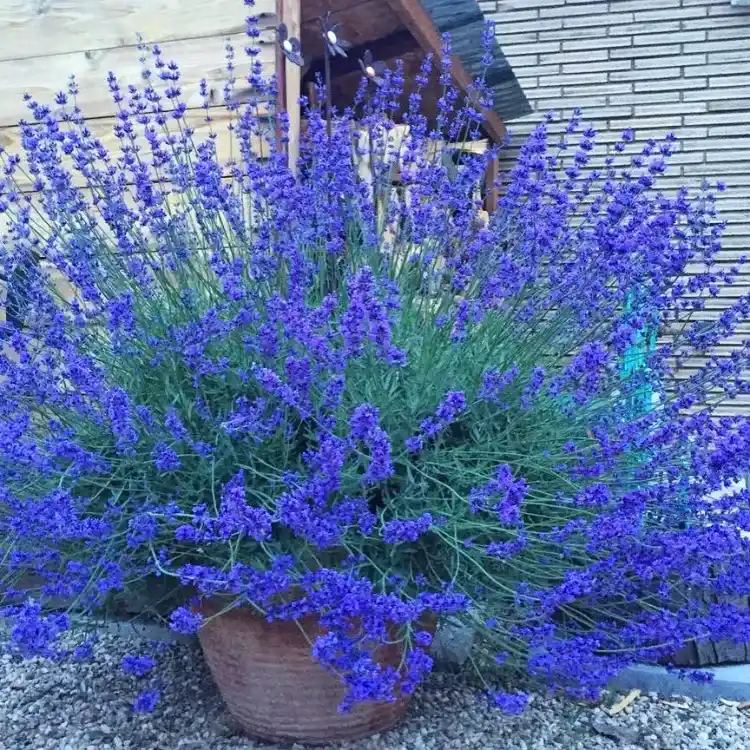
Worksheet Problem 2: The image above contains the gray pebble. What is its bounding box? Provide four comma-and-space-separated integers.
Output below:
0, 630, 748, 750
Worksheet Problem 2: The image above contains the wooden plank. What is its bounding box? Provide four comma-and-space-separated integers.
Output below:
0, 29, 276, 128
0, 108, 269, 194
383, 0, 506, 144
0, 0, 276, 63
0, 172, 250, 242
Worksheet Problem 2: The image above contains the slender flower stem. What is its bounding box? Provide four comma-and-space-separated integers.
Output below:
324, 44, 333, 140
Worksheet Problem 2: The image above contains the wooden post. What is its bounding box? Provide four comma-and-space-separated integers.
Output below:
275, 0, 287, 160
484, 155, 498, 214
281, 0, 302, 173
307, 81, 318, 111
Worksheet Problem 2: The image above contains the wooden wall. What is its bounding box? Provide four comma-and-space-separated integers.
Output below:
0, 0, 280, 194
0, 1, 293, 327
490, 0, 750, 416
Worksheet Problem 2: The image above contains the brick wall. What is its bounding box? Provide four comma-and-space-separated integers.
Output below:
483, 0, 750, 415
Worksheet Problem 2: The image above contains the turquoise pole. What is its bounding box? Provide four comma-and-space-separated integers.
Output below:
620, 291, 656, 418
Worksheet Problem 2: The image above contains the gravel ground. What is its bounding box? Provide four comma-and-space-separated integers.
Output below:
1, 631, 748, 750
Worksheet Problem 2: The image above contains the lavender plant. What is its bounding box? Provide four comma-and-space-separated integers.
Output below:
2, 2, 750, 714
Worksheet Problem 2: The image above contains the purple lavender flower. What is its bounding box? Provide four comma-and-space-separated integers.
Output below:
685, 670, 714, 684
435, 391, 467, 422
405, 435, 424, 454
126, 514, 158, 549
481, 20, 496, 67
121, 654, 155, 678
480, 364, 520, 404
217, 470, 273, 541
350, 404, 380, 441
469, 464, 528, 525
382, 513, 433, 544
151, 443, 181, 473
168, 606, 203, 635
520, 367, 546, 409
106, 389, 139, 454
132, 688, 160, 713
2, 14, 750, 713
349, 404, 393, 483
2, 600, 69, 658
407, 391, 467, 451
401, 648, 434, 695
164, 409, 188, 441
486, 535, 527, 559
490, 691, 528, 715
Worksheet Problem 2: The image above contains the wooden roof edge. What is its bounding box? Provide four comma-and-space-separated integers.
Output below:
383, 0, 506, 144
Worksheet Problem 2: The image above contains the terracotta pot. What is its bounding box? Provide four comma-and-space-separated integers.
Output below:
197, 602, 431, 745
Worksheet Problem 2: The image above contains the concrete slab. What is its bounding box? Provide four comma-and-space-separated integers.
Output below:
610, 663, 750, 702
74, 616, 197, 645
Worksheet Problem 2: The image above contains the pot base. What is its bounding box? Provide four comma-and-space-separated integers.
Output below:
198, 604, 412, 745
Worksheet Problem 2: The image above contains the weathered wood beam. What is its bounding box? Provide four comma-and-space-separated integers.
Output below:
280, 0, 302, 171
301, 0, 372, 23
383, 0, 506, 144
